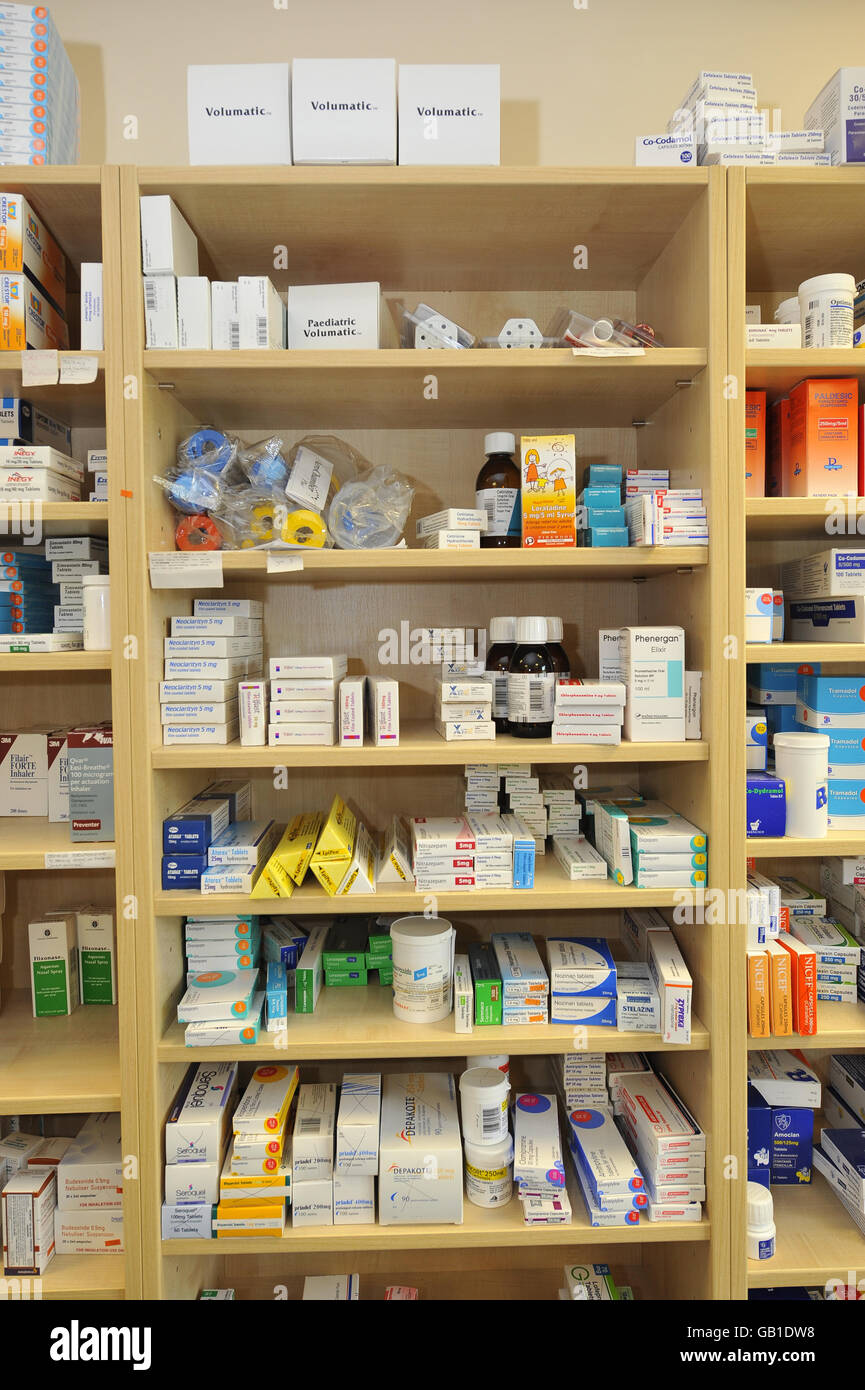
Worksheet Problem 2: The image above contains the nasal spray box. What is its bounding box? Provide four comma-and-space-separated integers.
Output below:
520, 434, 576, 547
77, 909, 116, 1005
378, 1073, 463, 1224
28, 914, 79, 1017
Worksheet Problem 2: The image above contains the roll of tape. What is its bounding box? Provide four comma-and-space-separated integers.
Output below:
182, 427, 232, 470
280, 508, 328, 548
175, 514, 222, 551
167, 469, 221, 514
250, 503, 276, 542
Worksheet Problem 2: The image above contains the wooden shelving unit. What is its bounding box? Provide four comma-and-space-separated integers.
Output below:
729, 166, 865, 1301
0, 166, 136, 1301
119, 163, 731, 1301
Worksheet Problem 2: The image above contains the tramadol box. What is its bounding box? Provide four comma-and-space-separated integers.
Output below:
378, 1073, 462, 1224
619, 626, 686, 741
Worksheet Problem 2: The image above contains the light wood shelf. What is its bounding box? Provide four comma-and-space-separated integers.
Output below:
0, 352, 106, 425
214, 546, 709, 584
0, 650, 111, 671
158, 983, 709, 1061
747, 1173, 865, 1289
0, 819, 115, 870
746, 833, 865, 859
0, 502, 110, 537
0, 990, 120, 1113
143, 348, 707, 430
746, 497, 865, 541
745, 349, 865, 398
746, 1001, 865, 1051
154, 855, 692, 917
153, 726, 709, 770
39, 1253, 126, 1301
746, 642, 865, 664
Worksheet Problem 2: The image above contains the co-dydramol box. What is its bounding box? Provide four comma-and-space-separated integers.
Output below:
398, 65, 500, 165
292, 59, 396, 164
378, 1073, 462, 1224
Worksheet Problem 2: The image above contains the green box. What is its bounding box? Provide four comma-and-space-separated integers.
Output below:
374, 964, 393, 987
322, 920, 370, 972
325, 968, 369, 987
467, 942, 502, 1026
367, 933, 391, 956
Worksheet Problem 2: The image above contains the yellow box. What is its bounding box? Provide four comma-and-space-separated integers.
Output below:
339, 820, 377, 896
253, 810, 323, 897
232, 1063, 299, 1135
746, 949, 770, 1038
310, 795, 356, 895
520, 434, 577, 548
765, 938, 792, 1037
0, 274, 68, 351
0, 194, 67, 313
216, 1194, 285, 1211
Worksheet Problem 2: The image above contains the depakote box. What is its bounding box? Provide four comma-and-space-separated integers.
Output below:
378, 1073, 463, 1224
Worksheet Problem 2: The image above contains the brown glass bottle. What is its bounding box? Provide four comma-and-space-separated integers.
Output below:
544, 617, 571, 677
507, 616, 555, 738
486, 616, 517, 733
476, 431, 520, 548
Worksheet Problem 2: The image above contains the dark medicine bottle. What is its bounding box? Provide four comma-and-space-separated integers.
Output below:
476, 431, 520, 548
507, 617, 555, 739
486, 616, 517, 734
544, 617, 571, 677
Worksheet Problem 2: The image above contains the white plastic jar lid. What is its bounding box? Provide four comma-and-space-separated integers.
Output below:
460, 1066, 510, 1099
390, 915, 453, 944
746, 1180, 774, 1229
798, 273, 856, 295
773, 731, 830, 749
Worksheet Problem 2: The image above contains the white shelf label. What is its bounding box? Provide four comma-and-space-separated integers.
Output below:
21, 349, 59, 385
149, 552, 224, 589
266, 552, 304, 574
45, 849, 116, 870
59, 353, 99, 385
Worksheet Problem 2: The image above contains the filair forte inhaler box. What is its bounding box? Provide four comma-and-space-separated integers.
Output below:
398, 65, 500, 165
187, 64, 292, 165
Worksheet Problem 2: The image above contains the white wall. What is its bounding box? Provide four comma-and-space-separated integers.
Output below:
48, 0, 859, 166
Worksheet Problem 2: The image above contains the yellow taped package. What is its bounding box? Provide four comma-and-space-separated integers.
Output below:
252, 811, 323, 897
232, 1063, 299, 1135
310, 795, 357, 895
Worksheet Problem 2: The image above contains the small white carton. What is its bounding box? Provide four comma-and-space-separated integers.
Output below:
143, 274, 178, 349
292, 1177, 334, 1227
291, 1083, 337, 1180
453, 954, 473, 1033
336, 1073, 381, 1174
0, 730, 47, 816
333, 1174, 375, 1224
177, 275, 211, 349
367, 674, 399, 746
635, 132, 696, 166
140, 195, 199, 278
57, 1113, 123, 1209
55, 1208, 125, 1255
211, 281, 240, 350
292, 58, 396, 164
1, 1168, 56, 1275
286, 281, 381, 349
378, 1073, 463, 1224
805, 68, 865, 165
398, 64, 499, 165
647, 930, 693, 1045
164, 1158, 221, 1207
238, 275, 286, 349
339, 675, 365, 746
303, 1274, 359, 1300
513, 1093, 566, 1193
187, 63, 292, 166
80, 262, 103, 350
619, 626, 686, 742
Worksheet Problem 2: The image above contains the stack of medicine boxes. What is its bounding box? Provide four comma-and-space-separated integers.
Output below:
163, 600, 264, 745
436, 674, 494, 742
415, 506, 487, 551
55, 1112, 125, 1255
626, 486, 708, 548
184, 914, 261, 983
0, 21, 80, 166
411, 816, 476, 892
269, 653, 345, 747
492, 931, 549, 1025
162, 1062, 237, 1239
309, 794, 377, 898
627, 802, 709, 890
547, 937, 617, 1027
465, 812, 513, 890
747, 1050, 821, 1189
552, 679, 625, 744
0, 194, 69, 349
177, 964, 263, 1047
160, 599, 262, 743
617, 1066, 706, 1220
566, 1102, 647, 1226
0, 548, 70, 642
500, 768, 547, 843
550, 1052, 608, 1107
161, 779, 252, 891
322, 920, 370, 989
577, 465, 628, 548
291, 1083, 338, 1227
796, 675, 865, 832
514, 1091, 571, 1226
464, 764, 499, 814
334, 1073, 380, 1225
366, 927, 393, 984
46, 537, 107, 639
201, 818, 280, 896
217, 1065, 298, 1238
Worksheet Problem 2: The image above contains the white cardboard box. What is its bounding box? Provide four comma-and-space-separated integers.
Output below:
378, 1073, 463, 1224
0, 730, 47, 815
620, 626, 686, 742
238, 275, 286, 349
80, 262, 103, 350
211, 281, 240, 350
291, 1177, 333, 1227
634, 133, 696, 166
140, 195, 199, 278
286, 281, 381, 349
291, 58, 396, 164
1, 1169, 56, 1275
54, 1207, 125, 1255
57, 1113, 123, 1209
143, 275, 178, 350
177, 276, 211, 349
333, 1173, 376, 1223
291, 1083, 337, 1180
187, 63, 292, 166
398, 64, 500, 165
165, 1061, 237, 1164
335, 1073, 381, 1174
805, 68, 865, 165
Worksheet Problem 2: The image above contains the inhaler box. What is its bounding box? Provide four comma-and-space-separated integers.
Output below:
187, 63, 292, 165
0, 730, 47, 815
291, 58, 396, 164
398, 65, 500, 165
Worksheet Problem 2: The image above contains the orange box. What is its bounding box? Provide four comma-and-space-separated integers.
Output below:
788, 377, 858, 497
746, 948, 770, 1037
745, 391, 766, 497
777, 934, 817, 1035
767, 397, 789, 498
765, 938, 792, 1036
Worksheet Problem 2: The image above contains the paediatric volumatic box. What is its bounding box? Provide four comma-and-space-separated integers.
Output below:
520, 434, 576, 547
165, 1062, 238, 1164
336, 1073, 381, 1174
286, 281, 381, 349
378, 1073, 463, 1224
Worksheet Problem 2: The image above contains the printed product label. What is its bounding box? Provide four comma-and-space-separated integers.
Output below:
507, 672, 554, 722
492, 672, 508, 717
476, 486, 519, 538
81, 948, 113, 1004
32, 959, 68, 1015
465, 1159, 512, 1205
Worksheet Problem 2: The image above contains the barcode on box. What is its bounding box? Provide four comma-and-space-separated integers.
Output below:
144, 282, 159, 310
229, 322, 240, 350
256, 316, 268, 347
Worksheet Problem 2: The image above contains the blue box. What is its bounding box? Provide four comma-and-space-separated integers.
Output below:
550, 994, 617, 1026
799, 675, 865, 716
583, 463, 622, 487
584, 506, 626, 527
804, 727, 865, 768
580, 485, 621, 506
827, 781, 865, 816
748, 1167, 771, 1190
746, 773, 786, 837
163, 797, 231, 854
265, 960, 288, 1030
747, 1083, 772, 1175
584, 527, 630, 548
161, 854, 206, 890
769, 1106, 813, 1185
194, 779, 251, 823
766, 705, 799, 740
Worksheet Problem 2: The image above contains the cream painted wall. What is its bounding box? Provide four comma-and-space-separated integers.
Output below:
47, 0, 860, 166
